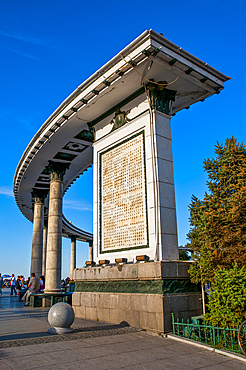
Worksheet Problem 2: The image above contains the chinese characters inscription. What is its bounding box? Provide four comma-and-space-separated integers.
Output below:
100, 132, 148, 252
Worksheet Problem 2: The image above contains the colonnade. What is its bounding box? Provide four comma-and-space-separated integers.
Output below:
30, 160, 92, 293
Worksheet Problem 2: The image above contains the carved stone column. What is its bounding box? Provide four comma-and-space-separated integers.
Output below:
31, 190, 48, 279
70, 236, 76, 279
45, 161, 70, 293
42, 218, 48, 276
88, 240, 93, 262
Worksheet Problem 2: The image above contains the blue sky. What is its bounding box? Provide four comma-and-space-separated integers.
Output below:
0, 0, 245, 278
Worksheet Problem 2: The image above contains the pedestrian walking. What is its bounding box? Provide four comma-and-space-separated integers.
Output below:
10, 274, 17, 295
0, 273, 3, 295
16, 276, 23, 295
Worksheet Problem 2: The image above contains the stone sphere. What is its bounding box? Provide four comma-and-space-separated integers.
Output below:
48, 302, 74, 328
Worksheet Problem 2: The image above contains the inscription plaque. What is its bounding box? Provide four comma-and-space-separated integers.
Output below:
99, 131, 148, 253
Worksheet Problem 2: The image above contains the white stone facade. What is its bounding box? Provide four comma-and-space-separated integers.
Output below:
93, 94, 178, 263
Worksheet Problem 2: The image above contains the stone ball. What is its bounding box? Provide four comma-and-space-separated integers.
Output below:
48, 302, 75, 328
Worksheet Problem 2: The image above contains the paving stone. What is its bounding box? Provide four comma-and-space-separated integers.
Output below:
123, 365, 150, 370
0, 346, 35, 359
2, 354, 51, 370
71, 343, 116, 359
26, 342, 67, 354
0, 296, 246, 370
90, 352, 142, 369
201, 359, 246, 370
174, 351, 228, 368
130, 346, 177, 363
58, 338, 96, 349
128, 358, 191, 370
58, 359, 103, 370
0, 360, 12, 370
27, 366, 60, 370
41, 350, 85, 364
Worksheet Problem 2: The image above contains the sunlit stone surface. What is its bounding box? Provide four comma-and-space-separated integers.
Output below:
47, 302, 74, 334
100, 132, 147, 252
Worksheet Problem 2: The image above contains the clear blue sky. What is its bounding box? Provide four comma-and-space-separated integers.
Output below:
0, 0, 245, 279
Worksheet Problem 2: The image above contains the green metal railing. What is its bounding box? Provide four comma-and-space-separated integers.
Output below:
172, 313, 241, 354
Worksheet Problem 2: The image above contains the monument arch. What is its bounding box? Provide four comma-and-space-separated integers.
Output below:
13, 30, 230, 331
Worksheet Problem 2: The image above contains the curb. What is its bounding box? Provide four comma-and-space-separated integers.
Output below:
166, 334, 246, 363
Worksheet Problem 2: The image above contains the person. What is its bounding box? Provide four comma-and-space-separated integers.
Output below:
10, 274, 17, 295
22, 273, 39, 306
39, 275, 45, 293
0, 273, 3, 295
21, 276, 25, 286
16, 276, 23, 295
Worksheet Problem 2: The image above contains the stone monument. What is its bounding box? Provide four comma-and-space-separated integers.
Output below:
72, 30, 230, 332
13, 29, 229, 332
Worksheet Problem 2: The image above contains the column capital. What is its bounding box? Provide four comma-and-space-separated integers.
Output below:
31, 189, 49, 204
146, 81, 176, 115
71, 236, 76, 243
45, 161, 70, 181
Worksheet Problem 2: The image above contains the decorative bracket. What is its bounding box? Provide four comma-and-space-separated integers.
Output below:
146, 81, 176, 115
111, 109, 131, 132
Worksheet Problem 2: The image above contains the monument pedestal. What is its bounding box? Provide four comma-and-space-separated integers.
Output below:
73, 261, 202, 333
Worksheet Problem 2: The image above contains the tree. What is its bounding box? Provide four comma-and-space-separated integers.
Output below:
179, 247, 191, 261
205, 264, 246, 328
187, 137, 246, 284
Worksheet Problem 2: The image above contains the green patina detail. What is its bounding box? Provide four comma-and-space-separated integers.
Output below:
146, 82, 176, 115
74, 129, 94, 143
53, 152, 77, 161
74, 279, 200, 294
31, 189, 49, 204
111, 109, 131, 131
45, 161, 70, 181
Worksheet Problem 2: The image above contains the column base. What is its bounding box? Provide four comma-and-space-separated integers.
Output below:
44, 289, 62, 294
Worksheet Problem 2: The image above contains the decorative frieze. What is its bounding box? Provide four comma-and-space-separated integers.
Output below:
75, 279, 200, 294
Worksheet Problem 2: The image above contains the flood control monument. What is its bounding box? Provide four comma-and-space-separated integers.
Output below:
14, 30, 230, 332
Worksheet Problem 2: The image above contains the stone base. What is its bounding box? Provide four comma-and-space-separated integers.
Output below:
42, 297, 51, 308
73, 261, 202, 333
47, 327, 73, 335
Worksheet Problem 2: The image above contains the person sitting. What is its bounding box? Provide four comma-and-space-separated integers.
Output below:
39, 275, 45, 293
22, 273, 39, 306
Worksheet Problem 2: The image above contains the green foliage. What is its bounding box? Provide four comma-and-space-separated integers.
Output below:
205, 264, 246, 328
187, 137, 246, 283
179, 250, 191, 261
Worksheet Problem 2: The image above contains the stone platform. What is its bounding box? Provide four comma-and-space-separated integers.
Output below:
73, 261, 202, 333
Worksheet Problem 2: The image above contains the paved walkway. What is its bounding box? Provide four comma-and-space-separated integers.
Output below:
0, 289, 246, 369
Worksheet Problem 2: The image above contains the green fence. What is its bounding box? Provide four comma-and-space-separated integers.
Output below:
172, 313, 241, 354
